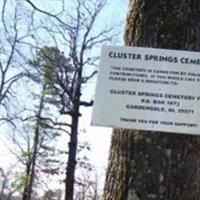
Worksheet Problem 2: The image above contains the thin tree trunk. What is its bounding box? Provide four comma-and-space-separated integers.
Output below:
22, 85, 46, 200
104, 0, 200, 200
22, 160, 32, 200
27, 84, 46, 200
0, 172, 7, 199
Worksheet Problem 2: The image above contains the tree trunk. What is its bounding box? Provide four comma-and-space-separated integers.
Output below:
65, 70, 82, 200
65, 113, 79, 200
27, 85, 46, 200
22, 84, 46, 200
22, 160, 32, 200
103, 1, 200, 200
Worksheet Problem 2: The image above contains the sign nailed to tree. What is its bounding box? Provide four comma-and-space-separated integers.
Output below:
91, 45, 200, 135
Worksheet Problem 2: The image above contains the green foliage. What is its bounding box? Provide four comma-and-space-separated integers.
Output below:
31, 46, 73, 87
43, 189, 62, 200
21, 150, 32, 159
29, 46, 75, 112
19, 150, 33, 163
45, 159, 60, 164
11, 174, 30, 193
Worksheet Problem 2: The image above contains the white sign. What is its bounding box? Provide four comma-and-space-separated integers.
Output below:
91, 45, 200, 135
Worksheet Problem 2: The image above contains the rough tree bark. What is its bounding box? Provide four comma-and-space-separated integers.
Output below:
103, 0, 200, 200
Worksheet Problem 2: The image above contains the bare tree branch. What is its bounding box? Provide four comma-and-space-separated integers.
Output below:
25, 0, 74, 30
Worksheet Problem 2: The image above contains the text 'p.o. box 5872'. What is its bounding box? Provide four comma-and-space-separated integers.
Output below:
91, 45, 200, 135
